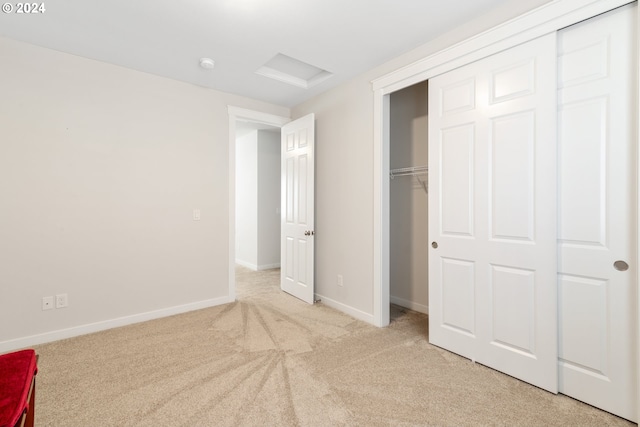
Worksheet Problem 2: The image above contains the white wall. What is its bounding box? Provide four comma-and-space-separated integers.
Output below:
235, 129, 281, 270
0, 37, 289, 351
236, 131, 259, 268
292, 0, 550, 320
390, 82, 428, 313
256, 130, 281, 269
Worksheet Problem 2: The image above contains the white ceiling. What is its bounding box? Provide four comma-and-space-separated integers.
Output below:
1, 0, 522, 107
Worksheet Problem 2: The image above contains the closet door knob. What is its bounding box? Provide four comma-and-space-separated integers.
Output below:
432, 242, 438, 249
614, 260, 629, 271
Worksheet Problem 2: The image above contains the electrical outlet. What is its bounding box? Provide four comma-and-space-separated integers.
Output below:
337, 274, 344, 287
55, 293, 68, 309
42, 296, 54, 311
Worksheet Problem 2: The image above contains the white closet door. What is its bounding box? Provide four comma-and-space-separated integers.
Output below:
428, 34, 558, 392
557, 4, 638, 422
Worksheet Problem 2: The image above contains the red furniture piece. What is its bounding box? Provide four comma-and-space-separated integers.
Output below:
0, 349, 38, 427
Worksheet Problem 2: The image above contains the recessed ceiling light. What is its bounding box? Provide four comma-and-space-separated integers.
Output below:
199, 58, 215, 70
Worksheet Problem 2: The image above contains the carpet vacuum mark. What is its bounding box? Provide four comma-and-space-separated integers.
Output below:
32, 267, 633, 426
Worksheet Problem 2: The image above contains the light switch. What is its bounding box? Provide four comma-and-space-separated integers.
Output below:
193, 209, 201, 221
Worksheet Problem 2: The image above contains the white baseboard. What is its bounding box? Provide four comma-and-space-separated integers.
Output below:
390, 296, 429, 314
235, 260, 280, 271
235, 259, 258, 270
0, 296, 234, 353
314, 293, 376, 325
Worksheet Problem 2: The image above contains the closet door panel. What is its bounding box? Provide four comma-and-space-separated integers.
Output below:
429, 33, 557, 393
440, 78, 476, 115
558, 275, 609, 373
490, 111, 535, 241
559, 97, 607, 246
441, 124, 475, 237
490, 59, 535, 103
557, 4, 637, 421
490, 265, 536, 355
441, 257, 476, 336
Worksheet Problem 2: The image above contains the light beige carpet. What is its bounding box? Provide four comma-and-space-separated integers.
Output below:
32, 267, 633, 426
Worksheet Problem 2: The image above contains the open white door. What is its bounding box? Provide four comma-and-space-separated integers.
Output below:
428, 34, 558, 392
557, 4, 638, 422
281, 114, 315, 304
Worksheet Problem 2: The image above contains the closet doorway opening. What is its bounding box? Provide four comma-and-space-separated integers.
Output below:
389, 81, 430, 319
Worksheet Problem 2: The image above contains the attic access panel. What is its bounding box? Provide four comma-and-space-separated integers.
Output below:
256, 53, 333, 89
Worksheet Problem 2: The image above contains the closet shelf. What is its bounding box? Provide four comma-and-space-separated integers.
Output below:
390, 165, 428, 194
389, 165, 428, 179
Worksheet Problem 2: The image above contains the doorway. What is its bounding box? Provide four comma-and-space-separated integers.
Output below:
389, 82, 429, 316
235, 121, 282, 271
227, 107, 290, 301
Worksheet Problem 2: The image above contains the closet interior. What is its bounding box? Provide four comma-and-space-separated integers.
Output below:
389, 81, 429, 315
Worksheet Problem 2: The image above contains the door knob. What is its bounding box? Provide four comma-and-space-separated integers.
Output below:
432, 242, 438, 249
304, 231, 309, 236
614, 260, 629, 271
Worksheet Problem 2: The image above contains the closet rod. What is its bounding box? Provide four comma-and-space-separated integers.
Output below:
389, 165, 428, 179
